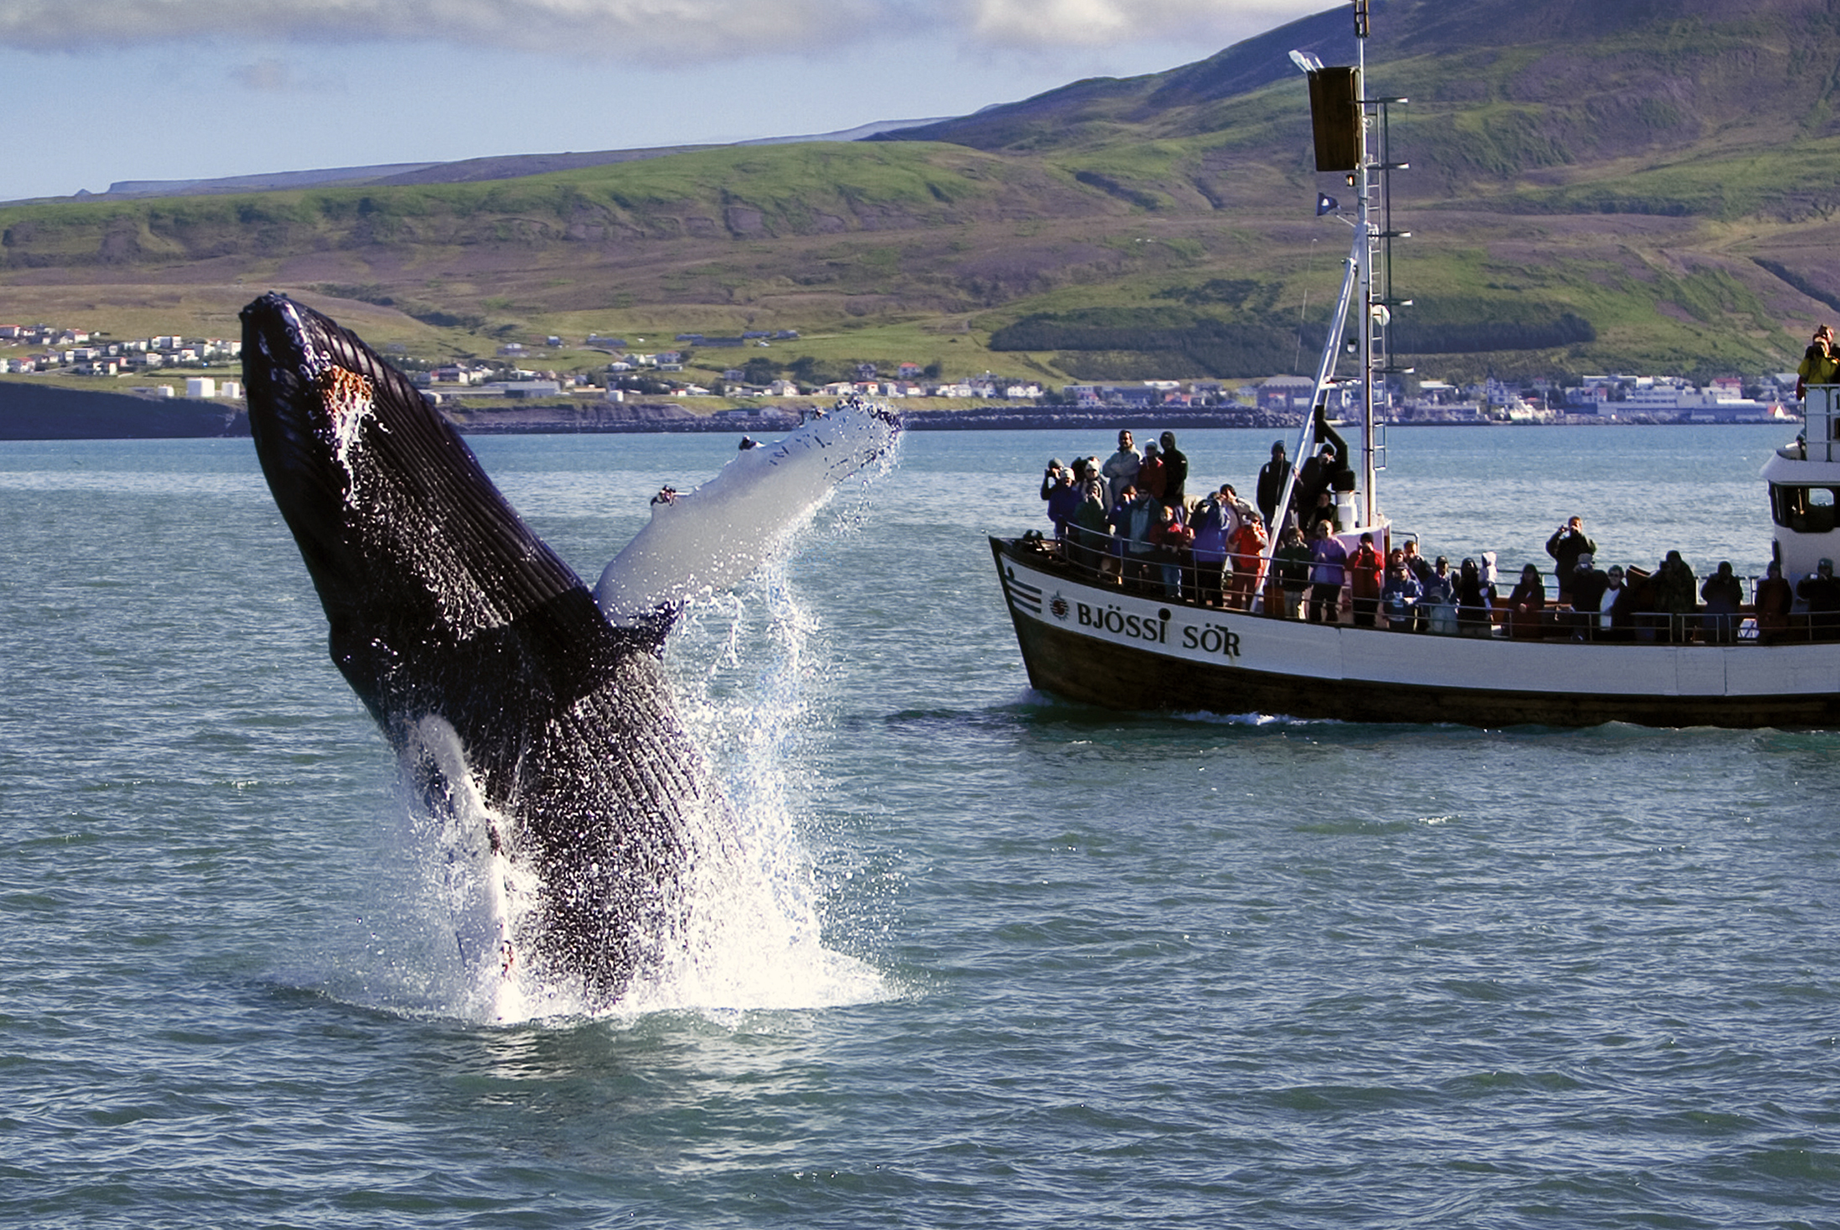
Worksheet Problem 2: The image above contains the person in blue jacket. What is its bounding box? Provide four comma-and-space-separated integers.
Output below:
1380, 548, 1423, 629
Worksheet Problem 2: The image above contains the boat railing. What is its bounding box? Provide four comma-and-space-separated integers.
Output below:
1009, 530, 1834, 645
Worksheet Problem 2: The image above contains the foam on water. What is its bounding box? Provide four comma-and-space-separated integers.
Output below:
605, 445, 900, 1023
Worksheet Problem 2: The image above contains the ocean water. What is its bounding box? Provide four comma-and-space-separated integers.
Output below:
3, 424, 1837, 1229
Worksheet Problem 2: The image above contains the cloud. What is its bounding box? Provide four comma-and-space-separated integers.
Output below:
0, 0, 886, 57
963, 0, 1324, 48
0, 0, 1326, 58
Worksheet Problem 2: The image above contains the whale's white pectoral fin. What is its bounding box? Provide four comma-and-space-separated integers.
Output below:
592, 401, 901, 625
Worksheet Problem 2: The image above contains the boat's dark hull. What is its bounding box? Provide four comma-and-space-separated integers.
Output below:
992, 537, 1840, 729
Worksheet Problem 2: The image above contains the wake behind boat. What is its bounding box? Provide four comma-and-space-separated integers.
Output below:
990, 2, 1840, 730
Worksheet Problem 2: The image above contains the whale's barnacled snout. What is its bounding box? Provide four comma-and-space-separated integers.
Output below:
239, 293, 374, 589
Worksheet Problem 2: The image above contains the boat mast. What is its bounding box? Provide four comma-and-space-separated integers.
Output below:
1358, 0, 1411, 530
1268, 0, 1403, 543
1357, 4, 1375, 528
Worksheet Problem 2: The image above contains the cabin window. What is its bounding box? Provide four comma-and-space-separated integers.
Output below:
1771, 484, 1840, 534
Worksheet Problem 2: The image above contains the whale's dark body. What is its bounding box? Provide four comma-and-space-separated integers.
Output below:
241, 293, 710, 1006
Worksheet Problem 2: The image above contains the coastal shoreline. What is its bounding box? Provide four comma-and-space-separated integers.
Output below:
0, 382, 1795, 441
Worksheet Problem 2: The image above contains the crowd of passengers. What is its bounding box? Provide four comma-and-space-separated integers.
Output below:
1038, 422, 1840, 643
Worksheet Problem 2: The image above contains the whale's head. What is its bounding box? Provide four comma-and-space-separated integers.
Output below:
240, 293, 587, 718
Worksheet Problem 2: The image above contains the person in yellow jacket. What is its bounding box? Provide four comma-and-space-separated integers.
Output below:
1796, 324, 1838, 399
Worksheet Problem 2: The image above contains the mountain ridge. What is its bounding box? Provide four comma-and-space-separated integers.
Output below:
24, 119, 955, 206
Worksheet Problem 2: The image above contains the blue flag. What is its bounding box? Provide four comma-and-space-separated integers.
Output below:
1316, 193, 1339, 215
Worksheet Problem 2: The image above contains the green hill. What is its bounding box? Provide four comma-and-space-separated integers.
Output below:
5, 0, 1840, 387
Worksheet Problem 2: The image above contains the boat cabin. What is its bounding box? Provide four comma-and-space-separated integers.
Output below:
1764, 384, 1840, 581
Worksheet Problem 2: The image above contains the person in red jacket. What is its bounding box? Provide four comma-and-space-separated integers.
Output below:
1227, 514, 1268, 611
1506, 563, 1547, 639
1348, 532, 1384, 627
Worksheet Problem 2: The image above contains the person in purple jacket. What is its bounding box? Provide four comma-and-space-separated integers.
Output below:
1307, 519, 1347, 624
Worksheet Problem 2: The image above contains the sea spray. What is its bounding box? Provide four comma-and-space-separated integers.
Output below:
615, 459, 904, 1019
620, 560, 888, 1017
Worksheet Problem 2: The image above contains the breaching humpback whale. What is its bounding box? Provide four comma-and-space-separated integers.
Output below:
239, 293, 898, 1009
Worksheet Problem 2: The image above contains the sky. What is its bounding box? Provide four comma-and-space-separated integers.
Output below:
0, 0, 1333, 202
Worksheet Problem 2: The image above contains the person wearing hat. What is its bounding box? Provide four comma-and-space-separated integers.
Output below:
1797, 557, 1840, 639
1295, 439, 1336, 522
1189, 483, 1239, 606
1256, 440, 1292, 530
1546, 515, 1596, 603
1039, 458, 1081, 541
1295, 405, 1351, 522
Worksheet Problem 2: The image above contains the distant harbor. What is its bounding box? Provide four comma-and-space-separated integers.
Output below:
0, 382, 1802, 442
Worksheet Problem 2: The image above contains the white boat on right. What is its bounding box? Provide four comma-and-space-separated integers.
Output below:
991, 398, 1840, 729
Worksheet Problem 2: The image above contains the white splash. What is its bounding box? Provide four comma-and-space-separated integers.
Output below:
614, 568, 889, 1020
395, 715, 538, 1024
